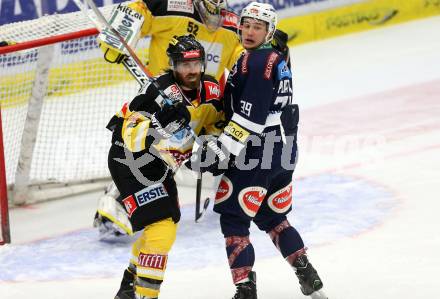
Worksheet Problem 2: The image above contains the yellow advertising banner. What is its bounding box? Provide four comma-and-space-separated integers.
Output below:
279, 0, 440, 46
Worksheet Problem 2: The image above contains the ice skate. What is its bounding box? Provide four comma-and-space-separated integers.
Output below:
232, 271, 257, 299
293, 255, 327, 298
115, 269, 135, 299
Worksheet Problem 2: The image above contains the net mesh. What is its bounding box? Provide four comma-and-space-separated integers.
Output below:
0, 5, 113, 44
0, 2, 150, 186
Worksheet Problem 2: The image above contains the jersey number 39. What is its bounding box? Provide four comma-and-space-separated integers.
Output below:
240, 100, 252, 117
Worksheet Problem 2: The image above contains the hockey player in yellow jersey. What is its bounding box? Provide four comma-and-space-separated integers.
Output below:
110, 35, 224, 299
93, 0, 243, 238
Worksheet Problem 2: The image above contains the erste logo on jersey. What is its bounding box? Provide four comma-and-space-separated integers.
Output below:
134, 183, 169, 208
238, 186, 267, 217
167, 0, 194, 13
204, 81, 220, 101
215, 176, 233, 204
268, 184, 292, 213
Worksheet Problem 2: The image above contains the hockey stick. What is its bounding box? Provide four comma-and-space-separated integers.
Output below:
195, 172, 210, 223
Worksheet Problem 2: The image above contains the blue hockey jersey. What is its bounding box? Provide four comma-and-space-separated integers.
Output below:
219, 45, 293, 156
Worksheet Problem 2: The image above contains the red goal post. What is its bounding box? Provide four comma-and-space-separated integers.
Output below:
0, 106, 10, 244
0, 2, 150, 209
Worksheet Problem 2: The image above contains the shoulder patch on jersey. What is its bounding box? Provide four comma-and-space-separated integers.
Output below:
204, 81, 221, 101
277, 60, 292, 80
222, 11, 239, 28
264, 52, 280, 80
167, 0, 194, 13
241, 52, 250, 74
164, 84, 183, 102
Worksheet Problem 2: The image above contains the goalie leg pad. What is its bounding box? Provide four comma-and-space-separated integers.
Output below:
95, 192, 133, 236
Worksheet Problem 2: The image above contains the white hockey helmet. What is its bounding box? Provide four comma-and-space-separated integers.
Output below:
194, 0, 227, 32
240, 1, 278, 43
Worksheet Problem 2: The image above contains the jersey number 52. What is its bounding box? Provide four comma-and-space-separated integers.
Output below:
187, 22, 199, 36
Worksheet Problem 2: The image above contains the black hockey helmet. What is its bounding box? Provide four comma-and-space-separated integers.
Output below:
166, 35, 206, 68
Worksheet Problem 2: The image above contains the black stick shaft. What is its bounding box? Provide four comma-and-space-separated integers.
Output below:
195, 172, 202, 222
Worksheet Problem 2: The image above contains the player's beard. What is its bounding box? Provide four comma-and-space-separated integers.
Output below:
175, 71, 201, 90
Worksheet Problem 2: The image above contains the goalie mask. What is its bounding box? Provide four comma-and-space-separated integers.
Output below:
167, 35, 206, 90
240, 2, 278, 44
194, 0, 227, 32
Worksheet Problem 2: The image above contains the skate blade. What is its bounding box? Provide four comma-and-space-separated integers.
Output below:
310, 289, 328, 299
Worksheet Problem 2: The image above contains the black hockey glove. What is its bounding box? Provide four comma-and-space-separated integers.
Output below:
187, 138, 230, 176
272, 29, 291, 68
280, 104, 299, 137
150, 101, 190, 139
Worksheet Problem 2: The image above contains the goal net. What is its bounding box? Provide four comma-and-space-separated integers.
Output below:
0, 1, 211, 244
0, 2, 149, 208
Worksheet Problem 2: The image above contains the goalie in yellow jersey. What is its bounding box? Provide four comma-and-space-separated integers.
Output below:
98, 0, 243, 86
93, 0, 243, 239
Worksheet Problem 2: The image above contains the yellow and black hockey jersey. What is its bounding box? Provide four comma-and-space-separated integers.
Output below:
128, 0, 243, 81
107, 71, 224, 170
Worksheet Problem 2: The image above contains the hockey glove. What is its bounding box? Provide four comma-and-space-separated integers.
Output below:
280, 104, 299, 137
150, 101, 191, 139
272, 29, 291, 68
189, 138, 230, 176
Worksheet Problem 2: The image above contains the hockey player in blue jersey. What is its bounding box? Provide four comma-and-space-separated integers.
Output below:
192, 2, 327, 299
